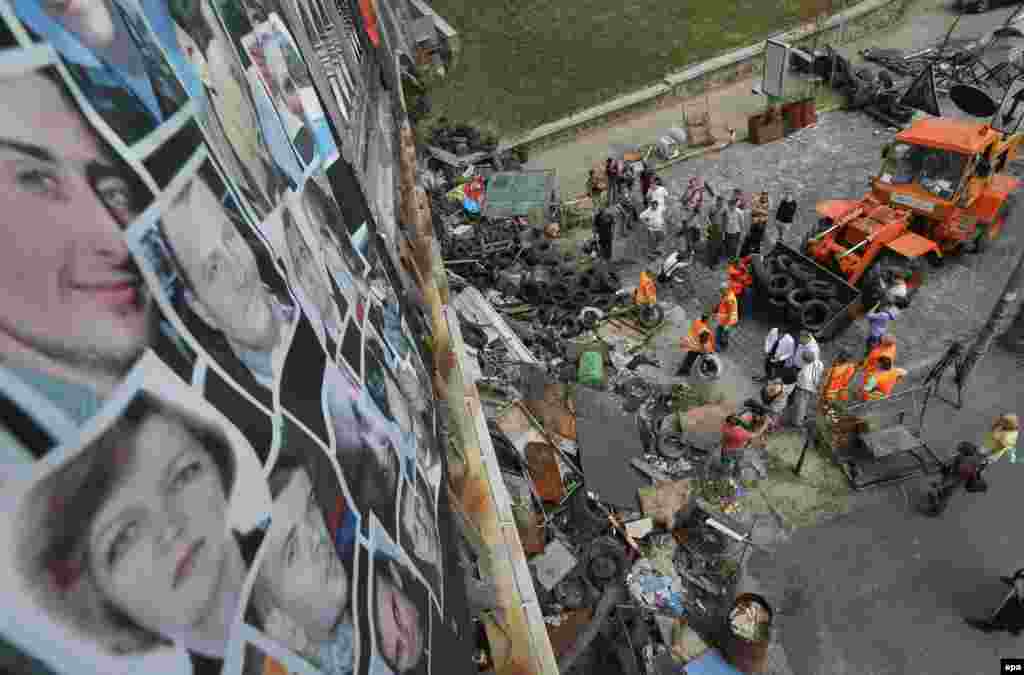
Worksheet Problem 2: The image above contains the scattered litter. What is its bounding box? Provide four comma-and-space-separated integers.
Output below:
531, 540, 579, 591
625, 517, 655, 540
627, 558, 687, 616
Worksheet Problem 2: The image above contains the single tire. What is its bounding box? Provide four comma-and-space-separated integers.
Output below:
572, 289, 591, 308
786, 287, 813, 323
549, 282, 570, 303
801, 298, 830, 332
592, 294, 614, 311
774, 254, 794, 270
788, 263, 815, 282
827, 298, 845, 316
806, 279, 837, 298
926, 251, 944, 267
638, 304, 665, 329
768, 273, 797, 298
694, 353, 722, 381
768, 295, 789, 310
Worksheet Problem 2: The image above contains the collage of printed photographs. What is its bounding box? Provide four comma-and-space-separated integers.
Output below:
0, 1, 453, 674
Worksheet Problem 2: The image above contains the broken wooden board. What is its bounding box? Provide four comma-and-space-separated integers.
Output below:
526, 442, 565, 503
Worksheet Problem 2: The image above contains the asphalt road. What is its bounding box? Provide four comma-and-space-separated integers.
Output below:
745, 343, 1024, 675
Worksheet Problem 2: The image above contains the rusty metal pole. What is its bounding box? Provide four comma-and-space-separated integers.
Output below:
959, 247, 1024, 387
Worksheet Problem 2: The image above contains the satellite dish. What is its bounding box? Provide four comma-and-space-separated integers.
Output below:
949, 85, 999, 118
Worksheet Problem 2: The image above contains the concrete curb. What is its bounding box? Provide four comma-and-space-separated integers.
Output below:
498, 0, 908, 153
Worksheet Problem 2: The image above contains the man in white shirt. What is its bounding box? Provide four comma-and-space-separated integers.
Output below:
724, 199, 745, 260
647, 177, 669, 214
791, 330, 820, 369
757, 327, 795, 382
640, 198, 667, 258
789, 350, 824, 428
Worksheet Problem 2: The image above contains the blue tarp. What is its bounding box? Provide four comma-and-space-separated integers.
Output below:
685, 649, 745, 675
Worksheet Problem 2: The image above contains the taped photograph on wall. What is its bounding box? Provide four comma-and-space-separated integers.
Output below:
208, 0, 307, 190
125, 154, 298, 427
325, 365, 400, 542
243, 414, 361, 675
7, 0, 192, 152
161, 0, 294, 214
0, 355, 271, 675
397, 471, 442, 613
0, 59, 165, 458
364, 520, 429, 675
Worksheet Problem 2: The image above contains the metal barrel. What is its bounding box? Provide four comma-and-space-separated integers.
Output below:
726, 592, 774, 674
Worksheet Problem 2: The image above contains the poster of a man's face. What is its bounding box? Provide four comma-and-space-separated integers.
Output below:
0, 66, 155, 399
248, 419, 359, 674
8, 373, 269, 671
139, 160, 296, 409
12, 0, 189, 147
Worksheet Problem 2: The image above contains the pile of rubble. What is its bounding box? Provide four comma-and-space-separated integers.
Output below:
454, 281, 781, 674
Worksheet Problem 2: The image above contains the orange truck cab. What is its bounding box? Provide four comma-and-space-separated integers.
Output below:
808, 117, 1021, 287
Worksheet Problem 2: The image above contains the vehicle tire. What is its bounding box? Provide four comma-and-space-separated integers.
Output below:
926, 250, 945, 267
969, 228, 989, 254
768, 273, 796, 298
592, 294, 614, 311
638, 304, 665, 329
788, 263, 815, 283
572, 289, 591, 308
801, 298, 831, 332
806, 279, 837, 298
774, 254, 794, 270
549, 282, 570, 303
827, 298, 845, 316
787, 287, 813, 323
694, 353, 722, 381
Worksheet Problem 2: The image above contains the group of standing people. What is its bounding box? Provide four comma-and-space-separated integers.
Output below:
588, 161, 800, 267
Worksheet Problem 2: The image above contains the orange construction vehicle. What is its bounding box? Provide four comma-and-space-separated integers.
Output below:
807, 117, 1021, 286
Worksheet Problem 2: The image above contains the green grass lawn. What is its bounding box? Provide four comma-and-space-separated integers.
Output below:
426, 0, 852, 137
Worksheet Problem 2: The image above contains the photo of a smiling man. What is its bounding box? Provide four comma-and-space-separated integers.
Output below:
0, 64, 159, 455
364, 527, 429, 675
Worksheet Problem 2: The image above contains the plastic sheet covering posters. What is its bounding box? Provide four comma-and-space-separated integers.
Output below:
0, 2, 468, 674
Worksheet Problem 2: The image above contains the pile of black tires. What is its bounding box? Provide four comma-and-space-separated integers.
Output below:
521, 263, 624, 338
754, 249, 853, 335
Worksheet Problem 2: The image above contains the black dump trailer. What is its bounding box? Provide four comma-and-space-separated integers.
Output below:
750, 243, 862, 341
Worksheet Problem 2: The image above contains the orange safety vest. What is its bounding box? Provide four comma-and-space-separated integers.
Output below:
823, 363, 857, 401
635, 271, 658, 306
681, 320, 715, 353
727, 262, 753, 290
717, 291, 739, 327
862, 368, 906, 400
863, 342, 896, 376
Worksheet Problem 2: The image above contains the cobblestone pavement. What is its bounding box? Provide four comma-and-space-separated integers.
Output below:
608, 109, 1024, 387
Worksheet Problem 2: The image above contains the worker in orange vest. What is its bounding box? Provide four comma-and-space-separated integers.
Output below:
861, 356, 907, 400
677, 313, 715, 376
715, 283, 739, 351
727, 256, 755, 319
859, 336, 896, 398
822, 350, 858, 402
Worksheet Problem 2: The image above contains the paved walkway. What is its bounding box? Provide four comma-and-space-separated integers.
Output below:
526, 0, 1022, 200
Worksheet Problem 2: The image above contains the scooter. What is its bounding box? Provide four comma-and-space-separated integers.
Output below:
924, 442, 988, 517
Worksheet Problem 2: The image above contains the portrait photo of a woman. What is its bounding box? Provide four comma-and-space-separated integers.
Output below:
11, 385, 269, 675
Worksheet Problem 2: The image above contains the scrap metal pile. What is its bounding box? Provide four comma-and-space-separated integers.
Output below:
792, 28, 1024, 127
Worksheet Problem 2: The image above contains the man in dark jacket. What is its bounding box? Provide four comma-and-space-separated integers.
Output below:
774, 189, 798, 250
594, 209, 616, 261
